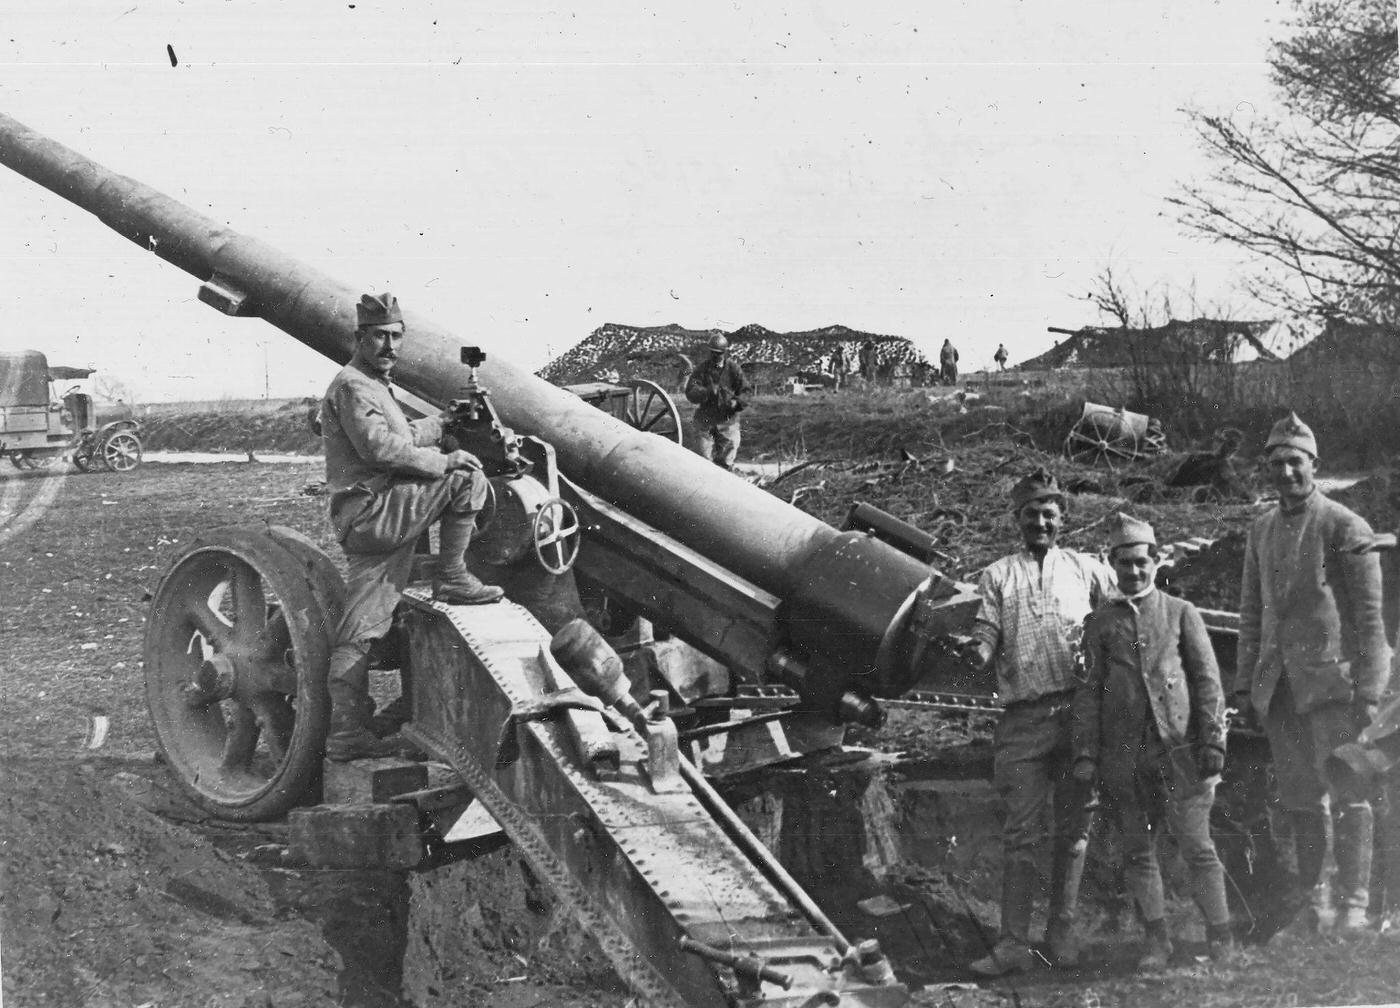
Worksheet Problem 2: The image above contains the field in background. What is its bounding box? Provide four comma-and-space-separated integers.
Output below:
136, 396, 312, 417
131, 353, 1400, 471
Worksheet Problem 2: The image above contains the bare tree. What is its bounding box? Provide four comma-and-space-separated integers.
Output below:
1171, 0, 1400, 323
1081, 266, 1136, 328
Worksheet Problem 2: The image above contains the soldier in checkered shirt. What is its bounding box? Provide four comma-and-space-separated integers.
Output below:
962, 468, 1117, 977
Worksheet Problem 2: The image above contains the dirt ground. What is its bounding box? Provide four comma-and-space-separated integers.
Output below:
4, 452, 1400, 1008
0, 460, 622, 1008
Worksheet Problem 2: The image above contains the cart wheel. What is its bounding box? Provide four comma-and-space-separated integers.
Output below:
623, 378, 683, 444
100, 430, 143, 472
1064, 420, 1141, 470
144, 526, 334, 821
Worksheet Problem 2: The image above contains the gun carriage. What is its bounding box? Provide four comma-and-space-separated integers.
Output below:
1, 112, 989, 1007
562, 376, 683, 445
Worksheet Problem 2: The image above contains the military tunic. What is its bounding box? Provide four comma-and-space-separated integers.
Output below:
321, 360, 486, 668
1075, 589, 1230, 925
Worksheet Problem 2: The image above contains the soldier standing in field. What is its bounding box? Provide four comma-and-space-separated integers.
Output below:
319, 292, 503, 761
961, 468, 1117, 976
1235, 412, 1391, 934
859, 338, 878, 384
1073, 513, 1236, 969
994, 343, 1010, 371
830, 343, 847, 392
684, 333, 751, 470
939, 338, 960, 386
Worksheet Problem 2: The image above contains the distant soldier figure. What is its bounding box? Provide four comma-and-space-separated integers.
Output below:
830, 344, 847, 392
320, 292, 503, 761
859, 339, 878, 383
1235, 412, 1391, 935
994, 343, 1010, 371
684, 334, 751, 470
940, 338, 960, 386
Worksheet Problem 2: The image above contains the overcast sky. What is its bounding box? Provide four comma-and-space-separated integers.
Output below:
1, 0, 1288, 402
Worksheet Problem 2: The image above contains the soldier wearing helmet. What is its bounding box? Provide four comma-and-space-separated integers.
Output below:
684, 333, 752, 470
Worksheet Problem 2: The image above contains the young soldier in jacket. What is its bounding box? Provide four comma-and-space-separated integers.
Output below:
1073, 513, 1235, 969
1235, 412, 1391, 934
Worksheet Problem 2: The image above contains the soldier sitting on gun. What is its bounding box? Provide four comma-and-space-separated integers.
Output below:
319, 292, 504, 762
685, 333, 751, 470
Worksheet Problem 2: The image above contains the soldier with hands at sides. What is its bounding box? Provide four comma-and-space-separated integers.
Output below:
1073, 513, 1235, 969
1235, 412, 1391, 934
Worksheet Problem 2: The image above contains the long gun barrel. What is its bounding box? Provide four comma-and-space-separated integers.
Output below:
0, 112, 978, 710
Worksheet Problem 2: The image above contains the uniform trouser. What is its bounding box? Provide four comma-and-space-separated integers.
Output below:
1101, 756, 1230, 926
993, 694, 1096, 942
1264, 681, 1372, 909
327, 469, 487, 721
695, 419, 741, 470
941, 363, 958, 386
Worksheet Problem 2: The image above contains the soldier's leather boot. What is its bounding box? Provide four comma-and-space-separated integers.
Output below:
1136, 919, 1173, 971
970, 862, 1038, 977
325, 667, 416, 762
1206, 922, 1238, 963
1334, 802, 1374, 935
1044, 915, 1080, 969
434, 573, 504, 605
367, 694, 412, 738
968, 937, 1038, 978
1046, 831, 1088, 969
434, 514, 504, 605
1284, 810, 1334, 935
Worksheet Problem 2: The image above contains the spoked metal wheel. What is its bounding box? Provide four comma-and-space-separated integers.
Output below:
1065, 416, 1140, 469
144, 526, 338, 821
8, 450, 35, 470
622, 378, 683, 444
100, 430, 143, 472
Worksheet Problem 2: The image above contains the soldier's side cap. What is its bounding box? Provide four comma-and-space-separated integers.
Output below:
356, 292, 403, 328
1264, 411, 1317, 457
1010, 466, 1064, 509
1107, 511, 1156, 550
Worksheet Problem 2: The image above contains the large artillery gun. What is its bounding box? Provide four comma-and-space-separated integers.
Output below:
1, 112, 983, 1006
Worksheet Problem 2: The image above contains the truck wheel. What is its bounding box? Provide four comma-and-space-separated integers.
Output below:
144, 526, 335, 821
99, 430, 143, 472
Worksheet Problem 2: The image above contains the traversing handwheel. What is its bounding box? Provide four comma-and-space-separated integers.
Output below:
532, 497, 581, 575
144, 526, 341, 821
